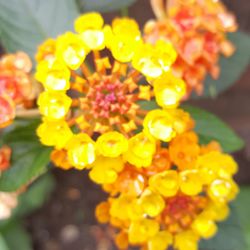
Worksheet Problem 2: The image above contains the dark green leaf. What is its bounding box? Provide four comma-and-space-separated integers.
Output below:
200, 206, 247, 250
234, 186, 250, 250
1, 222, 32, 250
201, 31, 250, 97
0, 120, 52, 192
182, 105, 244, 153
0, 0, 79, 61
14, 173, 55, 216
77, 0, 137, 13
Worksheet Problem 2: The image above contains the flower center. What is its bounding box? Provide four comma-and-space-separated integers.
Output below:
162, 195, 207, 234
85, 77, 132, 119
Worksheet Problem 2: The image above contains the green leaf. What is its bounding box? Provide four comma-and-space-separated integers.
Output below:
1, 222, 32, 250
14, 173, 55, 217
234, 186, 250, 250
200, 206, 247, 250
182, 105, 244, 153
0, 120, 52, 192
77, 0, 137, 13
201, 31, 250, 97
0, 235, 9, 250
0, 0, 79, 61
0, 173, 55, 230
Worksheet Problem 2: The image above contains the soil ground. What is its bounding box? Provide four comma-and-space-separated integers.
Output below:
25, 1, 250, 249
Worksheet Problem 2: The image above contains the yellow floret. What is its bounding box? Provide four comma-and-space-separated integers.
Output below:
96, 132, 128, 157
67, 134, 95, 169
148, 231, 173, 250
74, 12, 104, 32
192, 215, 218, 239
139, 189, 165, 217
149, 170, 179, 197
37, 119, 72, 149
56, 32, 89, 70
89, 156, 124, 184
208, 178, 239, 202
128, 219, 159, 244
123, 132, 156, 167
180, 169, 203, 196
143, 109, 176, 142
153, 72, 186, 108
36, 59, 70, 91
37, 91, 72, 120
174, 231, 199, 250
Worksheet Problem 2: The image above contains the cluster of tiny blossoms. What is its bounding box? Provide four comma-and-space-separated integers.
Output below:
35, 11, 239, 250
96, 133, 238, 250
0, 52, 34, 128
36, 12, 186, 172
145, 0, 237, 96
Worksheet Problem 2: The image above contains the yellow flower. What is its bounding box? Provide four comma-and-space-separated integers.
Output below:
36, 38, 56, 62
37, 119, 73, 149
74, 12, 104, 32
138, 189, 165, 217
153, 72, 186, 108
105, 17, 142, 62
197, 151, 238, 182
128, 219, 159, 244
95, 201, 110, 224
149, 170, 179, 197
56, 32, 89, 70
89, 156, 124, 184
191, 215, 217, 239
110, 194, 142, 221
67, 134, 95, 169
132, 40, 176, 79
174, 231, 199, 250
96, 132, 128, 157
123, 132, 156, 167
36, 59, 70, 91
179, 169, 203, 196
148, 231, 173, 250
37, 91, 72, 120
208, 178, 239, 203
201, 201, 229, 222
75, 13, 105, 50
143, 109, 192, 142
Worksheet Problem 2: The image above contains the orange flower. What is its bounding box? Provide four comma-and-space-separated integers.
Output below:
0, 145, 12, 171
144, 0, 237, 96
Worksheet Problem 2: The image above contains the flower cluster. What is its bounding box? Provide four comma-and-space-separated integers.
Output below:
0, 191, 18, 220
0, 145, 11, 172
95, 131, 238, 250
0, 52, 34, 128
36, 12, 186, 172
35, 11, 239, 250
144, 0, 237, 96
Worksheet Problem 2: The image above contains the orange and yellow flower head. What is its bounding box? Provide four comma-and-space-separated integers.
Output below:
0, 52, 33, 128
36, 12, 189, 174
144, 0, 237, 96
96, 131, 239, 250
35, 12, 239, 250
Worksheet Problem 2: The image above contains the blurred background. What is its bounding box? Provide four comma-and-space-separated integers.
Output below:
0, 0, 249, 249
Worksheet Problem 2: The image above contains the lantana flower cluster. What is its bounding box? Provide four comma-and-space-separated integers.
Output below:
145, 0, 237, 96
36, 12, 185, 172
35, 10, 239, 250
95, 131, 238, 250
0, 52, 34, 128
